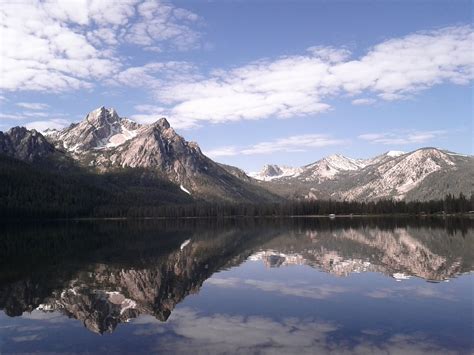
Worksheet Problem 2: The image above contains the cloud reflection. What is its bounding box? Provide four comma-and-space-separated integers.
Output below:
133, 308, 459, 354
206, 277, 347, 300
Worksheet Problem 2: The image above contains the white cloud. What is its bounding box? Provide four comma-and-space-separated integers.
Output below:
22, 111, 50, 118
124, 0, 202, 50
16, 102, 50, 110
306, 46, 351, 63
128, 25, 472, 128
25, 118, 70, 132
110, 61, 197, 89
0, 1, 202, 92
351, 98, 376, 105
358, 130, 447, 145
131, 102, 197, 128
0, 110, 57, 121
205, 134, 346, 157
0, 113, 27, 120
203, 146, 239, 157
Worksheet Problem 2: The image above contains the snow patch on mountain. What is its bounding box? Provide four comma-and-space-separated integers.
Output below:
180, 185, 191, 195
302, 154, 367, 182
252, 154, 368, 182
104, 123, 138, 149
53, 107, 141, 154
249, 165, 302, 181
386, 150, 405, 157
341, 148, 457, 200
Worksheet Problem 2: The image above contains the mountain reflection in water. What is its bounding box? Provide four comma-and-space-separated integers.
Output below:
0, 218, 472, 354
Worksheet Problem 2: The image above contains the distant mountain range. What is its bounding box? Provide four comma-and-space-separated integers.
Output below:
250, 149, 473, 201
0, 106, 472, 212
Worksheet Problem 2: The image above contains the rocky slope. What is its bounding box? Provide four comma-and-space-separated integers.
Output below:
253, 149, 473, 201
2, 107, 278, 203
1, 106, 471, 203
45, 107, 141, 154
0, 126, 56, 162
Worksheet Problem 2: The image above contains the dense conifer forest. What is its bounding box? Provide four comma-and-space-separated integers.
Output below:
1, 154, 473, 219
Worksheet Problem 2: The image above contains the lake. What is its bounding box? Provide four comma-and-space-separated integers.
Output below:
0, 218, 472, 354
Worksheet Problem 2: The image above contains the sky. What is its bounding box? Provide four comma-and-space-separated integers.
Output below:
0, 0, 472, 172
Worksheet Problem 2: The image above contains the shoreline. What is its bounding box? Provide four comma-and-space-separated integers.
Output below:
2, 213, 473, 223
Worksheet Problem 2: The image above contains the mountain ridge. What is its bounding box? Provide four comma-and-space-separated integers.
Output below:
250, 148, 473, 201
0, 107, 280, 205
1, 106, 472, 205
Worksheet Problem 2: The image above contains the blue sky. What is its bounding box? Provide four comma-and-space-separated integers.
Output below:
0, 0, 472, 171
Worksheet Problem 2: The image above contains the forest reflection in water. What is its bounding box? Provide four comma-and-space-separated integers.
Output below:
0, 217, 472, 354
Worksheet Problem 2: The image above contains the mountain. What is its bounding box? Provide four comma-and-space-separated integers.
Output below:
45, 107, 141, 154
0, 126, 56, 162
1, 106, 471, 207
249, 164, 302, 181
0, 107, 279, 208
298, 154, 368, 182
252, 149, 473, 201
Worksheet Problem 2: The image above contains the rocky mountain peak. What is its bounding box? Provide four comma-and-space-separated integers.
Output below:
85, 106, 120, 126
0, 126, 55, 161
52, 107, 141, 153
154, 117, 170, 130
262, 164, 283, 177
249, 164, 302, 181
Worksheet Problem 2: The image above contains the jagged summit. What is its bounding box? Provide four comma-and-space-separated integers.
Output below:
50, 107, 141, 153
255, 147, 473, 201
0, 126, 55, 162
0, 107, 471, 203
16, 107, 278, 203
84, 106, 120, 126
252, 154, 367, 183
249, 164, 302, 181
154, 117, 170, 130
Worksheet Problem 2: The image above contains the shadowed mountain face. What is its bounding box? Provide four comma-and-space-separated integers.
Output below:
0, 107, 278, 203
0, 218, 473, 334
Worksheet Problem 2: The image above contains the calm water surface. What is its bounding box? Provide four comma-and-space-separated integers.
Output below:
0, 218, 473, 354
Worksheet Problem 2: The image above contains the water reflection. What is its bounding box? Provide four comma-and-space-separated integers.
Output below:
0, 218, 472, 353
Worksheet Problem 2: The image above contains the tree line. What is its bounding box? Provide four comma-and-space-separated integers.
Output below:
1, 154, 472, 219
95, 193, 474, 219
